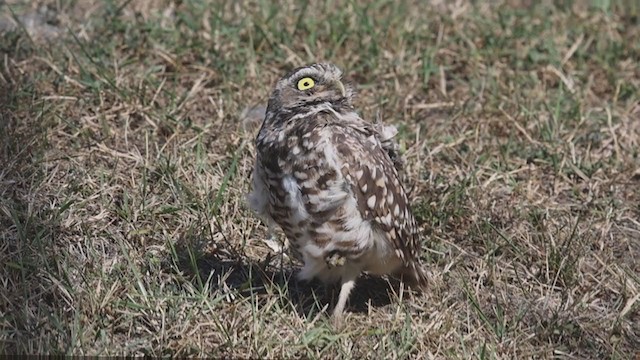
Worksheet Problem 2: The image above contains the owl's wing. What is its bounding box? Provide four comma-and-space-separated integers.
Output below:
331, 123, 422, 264
372, 122, 404, 172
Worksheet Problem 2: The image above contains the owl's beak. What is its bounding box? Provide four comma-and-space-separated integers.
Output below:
333, 80, 347, 97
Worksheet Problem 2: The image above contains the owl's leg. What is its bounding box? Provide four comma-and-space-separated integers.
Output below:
332, 273, 358, 323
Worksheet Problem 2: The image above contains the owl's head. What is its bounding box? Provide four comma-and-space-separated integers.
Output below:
268, 63, 354, 112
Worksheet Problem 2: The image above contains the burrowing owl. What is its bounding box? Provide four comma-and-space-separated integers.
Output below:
248, 63, 428, 320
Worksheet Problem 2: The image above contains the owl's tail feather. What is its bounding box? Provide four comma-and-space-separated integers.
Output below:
399, 261, 429, 290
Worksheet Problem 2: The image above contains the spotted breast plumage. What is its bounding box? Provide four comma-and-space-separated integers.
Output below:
248, 63, 428, 320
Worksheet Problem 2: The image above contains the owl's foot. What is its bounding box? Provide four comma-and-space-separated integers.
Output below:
325, 250, 346, 268
331, 310, 345, 328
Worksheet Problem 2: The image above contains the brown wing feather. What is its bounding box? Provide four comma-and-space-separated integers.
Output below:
330, 120, 422, 266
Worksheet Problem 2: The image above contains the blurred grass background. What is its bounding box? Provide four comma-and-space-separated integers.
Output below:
1, 0, 638, 357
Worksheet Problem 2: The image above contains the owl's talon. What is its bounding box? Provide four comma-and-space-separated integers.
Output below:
331, 312, 344, 329
325, 251, 347, 268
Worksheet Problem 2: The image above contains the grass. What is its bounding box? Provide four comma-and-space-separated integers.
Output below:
1, 0, 639, 357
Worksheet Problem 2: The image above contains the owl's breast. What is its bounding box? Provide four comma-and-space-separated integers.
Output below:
251, 122, 408, 282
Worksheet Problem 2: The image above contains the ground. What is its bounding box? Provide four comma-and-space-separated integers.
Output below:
1, 0, 639, 358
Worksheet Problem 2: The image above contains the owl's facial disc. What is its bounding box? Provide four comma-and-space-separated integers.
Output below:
270, 63, 352, 110
293, 75, 347, 101
296, 76, 345, 98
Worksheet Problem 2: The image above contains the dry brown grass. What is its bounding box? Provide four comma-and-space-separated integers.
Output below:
1, 0, 639, 358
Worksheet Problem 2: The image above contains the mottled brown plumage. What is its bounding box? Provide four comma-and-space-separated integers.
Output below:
248, 63, 427, 320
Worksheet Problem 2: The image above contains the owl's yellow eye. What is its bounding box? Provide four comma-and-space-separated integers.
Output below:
297, 77, 315, 90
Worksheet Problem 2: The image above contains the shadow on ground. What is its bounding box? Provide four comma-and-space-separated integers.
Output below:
0, 76, 67, 353
169, 240, 401, 318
